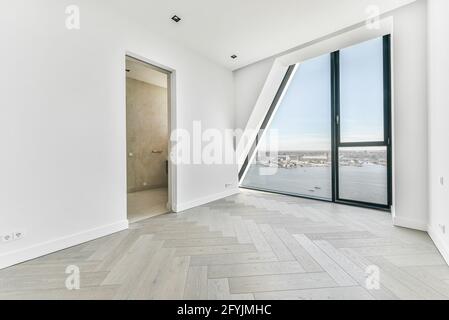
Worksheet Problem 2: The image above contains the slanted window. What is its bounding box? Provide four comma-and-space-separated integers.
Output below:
240, 35, 392, 210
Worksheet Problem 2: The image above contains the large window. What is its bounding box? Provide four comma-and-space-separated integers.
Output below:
335, 36, 391, 208
240, 35, 392, 210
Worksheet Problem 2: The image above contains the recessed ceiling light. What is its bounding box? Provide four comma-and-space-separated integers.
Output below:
231, 55, 238, 59
171, 15, 181, 23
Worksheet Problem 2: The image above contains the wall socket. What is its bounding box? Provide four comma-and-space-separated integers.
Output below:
1, 231, 25, 243
439, 224, 446, 235
225, 183, 234, 189
1, 233, 13, 243
13, 231, 25, 240
440, 177, 445, 186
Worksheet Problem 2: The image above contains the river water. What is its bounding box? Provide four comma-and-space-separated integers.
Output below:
241, 164, 387, 205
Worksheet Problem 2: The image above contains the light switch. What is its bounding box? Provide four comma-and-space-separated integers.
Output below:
440, 177, 444, 186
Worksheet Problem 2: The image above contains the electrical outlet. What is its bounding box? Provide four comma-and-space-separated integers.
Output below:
1, 231, 26, 243
225, 183, 234, 189
440, 177, 445, 186
1, 233, 14, 243
439, 224, 446, 235
13, 231, 25, 240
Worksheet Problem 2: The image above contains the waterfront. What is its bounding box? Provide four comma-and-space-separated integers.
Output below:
242, 150, 388, 205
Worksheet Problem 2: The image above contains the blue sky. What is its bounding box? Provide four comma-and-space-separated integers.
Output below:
260, 37, 384, 152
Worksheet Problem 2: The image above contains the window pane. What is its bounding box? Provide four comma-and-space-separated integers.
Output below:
340, 37, 384, 143
241, 54, 332, 200
338, 147, 388, 205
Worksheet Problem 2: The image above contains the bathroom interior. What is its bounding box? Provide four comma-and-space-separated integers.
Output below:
126, 56, 170, 223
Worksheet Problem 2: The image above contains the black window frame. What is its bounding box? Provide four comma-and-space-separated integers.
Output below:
332, 34, 392, 210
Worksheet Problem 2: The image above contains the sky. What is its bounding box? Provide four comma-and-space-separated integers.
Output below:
259, 37, 384, 152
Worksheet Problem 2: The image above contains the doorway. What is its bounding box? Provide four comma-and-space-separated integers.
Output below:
126, 55, 171, 223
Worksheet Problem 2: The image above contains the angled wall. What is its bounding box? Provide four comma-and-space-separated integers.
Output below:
427, 0, 449, 264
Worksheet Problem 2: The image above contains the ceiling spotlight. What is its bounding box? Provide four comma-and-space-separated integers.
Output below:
171, 15, 181, 23
231, 54, 238, 59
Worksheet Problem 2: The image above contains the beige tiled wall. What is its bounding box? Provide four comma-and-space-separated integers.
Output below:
126, 78, 168, 193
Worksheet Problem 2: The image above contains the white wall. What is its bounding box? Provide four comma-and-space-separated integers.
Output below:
427, 0, 449, 263
391, 0, 428, 230
234, 58, 275, 130
234, 0, 429, 230
0, 0, 237, 269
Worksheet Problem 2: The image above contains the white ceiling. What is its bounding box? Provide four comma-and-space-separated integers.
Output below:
126, 58, 168, 88
114, 0, 416, 70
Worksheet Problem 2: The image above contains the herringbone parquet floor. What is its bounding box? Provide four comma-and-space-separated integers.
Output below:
1, 189, 448, 300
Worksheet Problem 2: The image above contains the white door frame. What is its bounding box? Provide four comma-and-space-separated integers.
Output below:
125, 51, 177, 213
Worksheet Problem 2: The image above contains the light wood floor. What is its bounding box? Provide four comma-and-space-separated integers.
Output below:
1, 189, 448, 300
127, 187, 169, 223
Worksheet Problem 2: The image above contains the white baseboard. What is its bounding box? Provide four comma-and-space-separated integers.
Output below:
428, 225, 449, 266
0, 220, 129, 270
393, 216, 428, 232
173, 188, 240, 212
